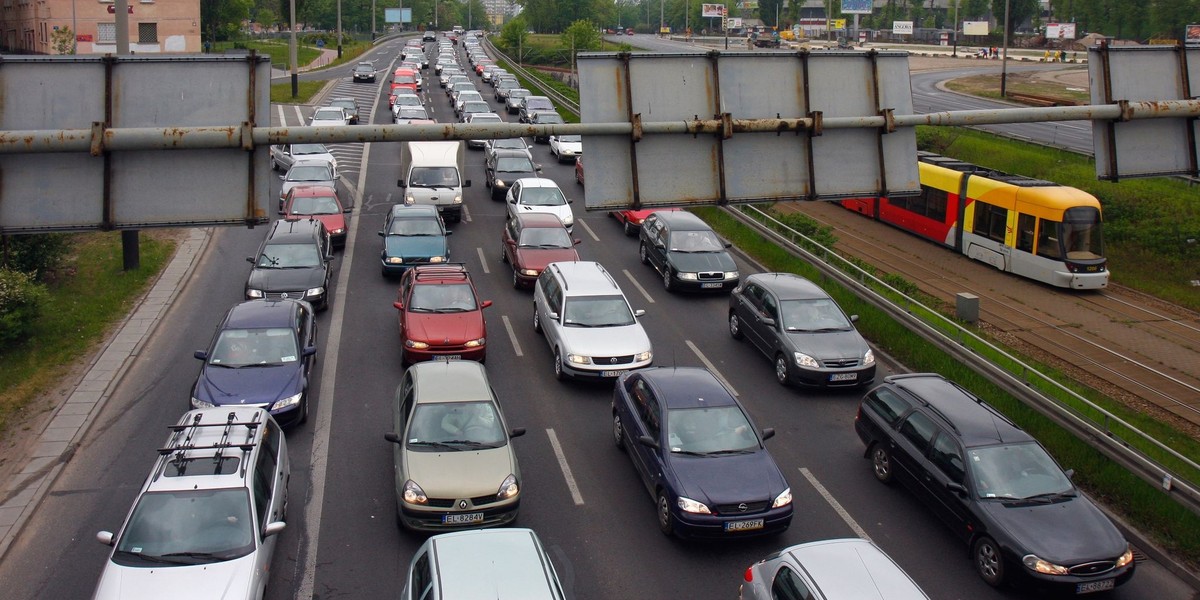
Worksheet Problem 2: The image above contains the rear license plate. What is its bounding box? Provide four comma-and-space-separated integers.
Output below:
442, 512, 483, 525
830, 373, 858, 382
440, 355, 461, 360
600, 370, 624, 377
700, 282, 722, 289
1076, 580, 1114, 594
724, 519, 764, 532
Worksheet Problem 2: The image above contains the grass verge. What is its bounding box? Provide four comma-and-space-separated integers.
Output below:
271, 80, 329, 105
692, 205, 1200, 566
0, 231, 177, 436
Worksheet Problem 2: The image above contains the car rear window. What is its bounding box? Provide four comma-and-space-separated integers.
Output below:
864, 387, 911, 425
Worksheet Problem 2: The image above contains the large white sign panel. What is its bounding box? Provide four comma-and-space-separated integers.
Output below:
1046, 22, 1077, 40
701, 3, 726, 18
893, 21, 914, 35
578, 51, 919, 211
963, 21, 990, 35
0, 55, 272, 234
1090, 45, 1200, 180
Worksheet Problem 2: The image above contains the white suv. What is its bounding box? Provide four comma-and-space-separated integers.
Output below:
93, 407, 289, 600
533, 261, 653, 380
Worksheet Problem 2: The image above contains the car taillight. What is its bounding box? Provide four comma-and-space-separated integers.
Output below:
743, 566, 753, 582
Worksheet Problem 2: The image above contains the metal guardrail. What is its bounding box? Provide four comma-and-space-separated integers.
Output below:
726, 204, 1200, 518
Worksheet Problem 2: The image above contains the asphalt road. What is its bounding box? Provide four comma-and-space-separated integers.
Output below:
0, 35, 1191, 600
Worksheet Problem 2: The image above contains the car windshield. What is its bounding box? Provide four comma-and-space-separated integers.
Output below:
313, 109, 343, 120
459, 92, 483, 103
497, 157, 535, 173
395, 96, 421, 107
494, 138, 527, 150
406, 401, 507, 450
556, 135, 582, 143
527, 99, 553, 110
463, 102, 490, 113
520, 187, 566, 207
257, 243, 323, 268
355, 65, 372, 72
409, 167, 460, 188
398, 108, 429, 120
780, 299, 852, 332
388, 217, 442, 236
409, 283, 478, 312
562, 295, 634, 327
509, 90, 530, 100
210, 327, 299, 367
113, 489, 254, 565
331, 101, 355, 111
289, 195, 340, 215
471, 115, 503, 124
288, 166, 332, 182
666, 406, 758, 455
668, 230, 725, 253
518, 227, 572, 248
292, 144, 329, 156
396, 74, 416, 84
970, 443, 1074, 501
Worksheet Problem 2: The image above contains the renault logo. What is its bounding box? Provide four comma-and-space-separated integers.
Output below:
280, 293, 289, 299
737, 503, 748, 512
458, 500, 468, 509
610, 357, 618, 364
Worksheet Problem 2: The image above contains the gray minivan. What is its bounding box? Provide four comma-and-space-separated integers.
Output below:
402, 528, 565, 600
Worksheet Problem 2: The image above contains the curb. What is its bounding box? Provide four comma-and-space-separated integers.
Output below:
0, 227, 214, 562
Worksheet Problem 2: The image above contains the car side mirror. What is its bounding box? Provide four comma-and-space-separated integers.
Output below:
303, 346, 317, 357
263, 521, 286, 538
344, 207, 353, 213
548, 311, 560, 321
567, 199, 574, 204
723, 240, 732, 248
1065, 468, 1075, 480
535, 164, 543, 171
761, 317, 777, 328
761, 427, 775, 441
850, 314, 859, 322
945, 481, 967, 496
509, 427, 526, 439
278, 174, 286, 181
393, 301, 404, 311
246, 257, 255, 264
96, 531, 115, 546
633, 309, 646, 317
463, 180, 472, 188
384, 432, 402, 444
638, 435, 660, 450
194, 350, 208, 360
508, 197, 516, 204
444, 229, 455, 236
378, 230, 385, 237
397, 178, 405, 187
480, 300, 493, 309
573, 238, 582, 246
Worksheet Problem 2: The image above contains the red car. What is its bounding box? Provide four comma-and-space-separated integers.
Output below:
501, 213, 581, 288
394, 264, 492, 364
281, 185, 350, 248
610, 207, 680, 237
574, 156, 584, 186
389, 68, 419, 105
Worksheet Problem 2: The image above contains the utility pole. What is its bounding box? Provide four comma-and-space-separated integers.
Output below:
952, 0, 959, 56
1000, 0, 1010, 96
289, 0, 298, 97
337, 0, 343, 58
115, 0, 138, 271
371, 0, 376, 39
660, 0, 664, 36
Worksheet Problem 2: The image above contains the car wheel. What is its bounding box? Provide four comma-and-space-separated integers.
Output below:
512, 269, 521, 289
271, 158, 280, 171
623, 218, 635, 236
662, 268, 673, 292
774, 353, 790, 386
500, 243, 508, 263
553, 348, 565, 381
298, 396, 309, 425
613, 412, 626, 451
974, 537, 1006, 587
728, 312, 744, 340
871, 445, 894, 484
656, 491, 674, 536
533, 307, 541, 333
639, 243, 650, 265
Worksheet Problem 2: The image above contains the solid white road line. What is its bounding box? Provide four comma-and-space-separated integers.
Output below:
799, 467, 872, 542
576, 218, 600, 242
621, 269, 655, 304
461, 204, 472, 222
501, 315, 524, 357
685, 340, 737, 396
475, 247, 490, 274
546, 428, 585, 505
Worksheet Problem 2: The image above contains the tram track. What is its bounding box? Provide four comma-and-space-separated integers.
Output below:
774, 201, 1200, 435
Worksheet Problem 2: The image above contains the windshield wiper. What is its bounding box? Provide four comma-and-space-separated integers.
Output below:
114, 550, 190, 565
158, 551, 227, 563
1021, 490, 1076, 502
670, 449, 708, 456
706, 448, 754, 456
433, 307, 470, 313
408, 440, 458, 451
442, 440, 494, 449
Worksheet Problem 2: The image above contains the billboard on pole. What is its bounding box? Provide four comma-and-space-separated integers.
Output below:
385, 8, 412, 23
963, 20, 989, 35
841, 0, 873, 15
893, 21, 913, 35
702, 3, 726, 18
1046, 22, 1076, 40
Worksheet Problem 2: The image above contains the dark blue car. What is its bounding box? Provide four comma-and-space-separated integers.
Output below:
380, 204, 452, 277
191, 299, 317, 428
612, 367, 793, 538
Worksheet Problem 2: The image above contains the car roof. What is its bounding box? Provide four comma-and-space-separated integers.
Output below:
223, 299, 302, 329
652, 210, 711, 231
516, 213, 568, 228
638, 367, 736, 409
291, 157, 335, 169
492, 149, 534, 159
267, 217, 325, 242
546, 261, 623, 297
746, 273, 830, 301
782, 539, 930, 600
885, 374, 1032, 448
427, 529, 559, 600
411, 360, 492, 404
515, 177, 560, 189
147, 407, 274, 492
390, 204, 440, 218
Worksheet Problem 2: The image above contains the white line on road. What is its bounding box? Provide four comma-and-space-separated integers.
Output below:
799, 467, 872, 542
292, 105, 304, 125
621, 269, 655, 304
462, 205, 472, 222
546, 428, 585, 505
502, 315, 524, 357
475, 247, 490, 274
685, 340, 737, 396
576, 218, 600, 242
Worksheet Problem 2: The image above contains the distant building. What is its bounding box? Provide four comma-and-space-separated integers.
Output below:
483, 0, 516, 24
1, 0, 200, 54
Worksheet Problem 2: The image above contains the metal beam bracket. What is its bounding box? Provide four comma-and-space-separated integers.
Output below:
90, 122, 106, 157
1117, 99, 1133, 122
809, 110, 824, 137
879, 108, 896, 134
719, 112, 733, 140
630, 113, 643, 143
240, 121, 254, 151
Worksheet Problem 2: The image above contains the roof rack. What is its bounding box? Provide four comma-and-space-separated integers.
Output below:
413, 263, 469, 281
156, 410, 262, 479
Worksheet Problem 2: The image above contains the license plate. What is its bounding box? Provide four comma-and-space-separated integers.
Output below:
440, 355, 461, 360
442, 512, 483, 525
724, 519, 764, 532
700, 282, 722, 289
1076, 580, 1115, 594
830, 373, 858, 382
600, 370, 624, 377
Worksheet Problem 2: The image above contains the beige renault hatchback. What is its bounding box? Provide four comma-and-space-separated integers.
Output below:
384, 360, 525, 531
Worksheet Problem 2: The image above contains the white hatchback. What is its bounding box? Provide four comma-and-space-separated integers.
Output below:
310, 106, 349, 126
505, 178, 574, 233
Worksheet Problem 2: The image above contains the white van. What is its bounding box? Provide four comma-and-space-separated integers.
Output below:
402, 528, 565, 600
398, 141, 471, 223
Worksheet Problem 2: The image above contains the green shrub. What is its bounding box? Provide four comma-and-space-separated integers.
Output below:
0, 269, 48, 346
1, 234, 72, 281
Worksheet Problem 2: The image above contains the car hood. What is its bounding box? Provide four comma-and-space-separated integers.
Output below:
194, 362, 304, 407
666, 251, 736, 273
405, 312, 485, 344
404, 446, 516, 498
784, 329, 868, 360
384, 235, 448, 258
667, 450, 786, 506
281, 179, 336, 198
977, 494, 1127, 564
513, 248, 579, 272
92, 555, 256, 600
561, 323, 650, 356
297, 213, 345, 233
246, 266, 327, 292
556, 141, 583, 153
514, 204, 572, 223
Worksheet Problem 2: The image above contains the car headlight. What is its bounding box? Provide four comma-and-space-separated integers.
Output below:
495, 179, 506, 188
520, 268, 540, 276
793, 352, 819, 368
191, 397, 214, 408
405, 340, 430, 349
274, 392, 303, 410
725, 271, 739, 279
404, 195, 415, 205
429, 256, 446, 263
1022, 554, 1070, 576
305, 287, 325, 297
497, 474, 519, 500
402, 480, 428, 505
635, 351, 653, 362
678, 272, 698, 280
566, 353, 590, 365
772, 487, 793, 508
562, 215, 574, 226
464, 337, 485, 347
246, 289, 264, 299
387, 256, 404, 264
330, 228, 345, 235
676, 496, 711, 515
863, 348, 875, 365
1115, 546, 1134, 568
453, 195, 463, 204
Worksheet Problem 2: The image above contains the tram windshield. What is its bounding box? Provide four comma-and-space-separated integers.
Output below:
1038, 207, 1103, 261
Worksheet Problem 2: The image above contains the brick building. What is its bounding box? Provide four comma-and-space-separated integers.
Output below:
1, 0, 200, 54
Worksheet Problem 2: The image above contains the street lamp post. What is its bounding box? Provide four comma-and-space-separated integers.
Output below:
660, 0, 664, 36
337, 0, 342, 59
1000, 0, 1010, 96
952, 0, 959, 56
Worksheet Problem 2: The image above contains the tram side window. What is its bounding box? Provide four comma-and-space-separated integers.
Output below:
923, 188, 948, 222
1016, 214, 1036, 253
1036, 218, 1062, 259
972, 202, 1008, 243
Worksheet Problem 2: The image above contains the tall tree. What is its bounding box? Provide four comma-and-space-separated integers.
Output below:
989, 0, 1039, 36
